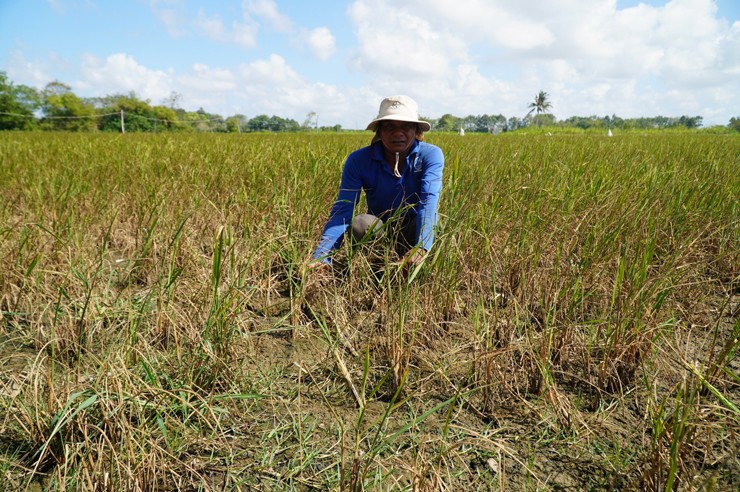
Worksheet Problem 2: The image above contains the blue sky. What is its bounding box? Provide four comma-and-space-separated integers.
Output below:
1, 0, 738, 128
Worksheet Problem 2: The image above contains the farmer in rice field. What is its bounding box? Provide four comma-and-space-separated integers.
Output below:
310, 95, 444, 271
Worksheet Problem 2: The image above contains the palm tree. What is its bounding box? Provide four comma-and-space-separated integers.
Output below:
527, 90, 552, 127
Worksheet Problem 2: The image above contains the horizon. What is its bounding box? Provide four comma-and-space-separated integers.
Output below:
1, 1, 738, 129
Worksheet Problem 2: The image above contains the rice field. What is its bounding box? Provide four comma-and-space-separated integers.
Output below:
0, 131, 738, 491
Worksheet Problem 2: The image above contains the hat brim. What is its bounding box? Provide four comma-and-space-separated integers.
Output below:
366, 115, 431, 132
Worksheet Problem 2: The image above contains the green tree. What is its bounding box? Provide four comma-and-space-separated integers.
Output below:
435, 113, 461, 132
302, 111, 318, 130
245, 114, 299, 132
182, 107, 225, 132
562, 115, 604, 129
246, 114, 270, 132
162, 91, 182, 110
606, 114, 624, 129
40, 81, 96, 131
321, 124, 342, 132
678, 115, 703, 128
461, 115, 478, 132
475, 114, 507, 133
151, 105, 179, 131
268, 115, 299, 132
506, 116, 523, 131
95, 92, 149, 132
527, 90, 553, 127
730, 117, 740, 132
0, 71, 40, 130
225, 114, 248, 132
94, 92, 179, 132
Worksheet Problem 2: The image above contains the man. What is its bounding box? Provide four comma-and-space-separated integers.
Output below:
310, 95, 444, 270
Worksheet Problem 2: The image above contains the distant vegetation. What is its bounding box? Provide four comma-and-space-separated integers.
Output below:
0, 71, 736, 133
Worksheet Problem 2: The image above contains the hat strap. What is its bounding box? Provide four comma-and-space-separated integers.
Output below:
393, 152, 401, 178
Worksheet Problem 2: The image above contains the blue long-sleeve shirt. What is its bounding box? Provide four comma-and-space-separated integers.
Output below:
313, 139, 444, 264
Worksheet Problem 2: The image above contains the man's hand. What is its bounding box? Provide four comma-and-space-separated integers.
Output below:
401, 248, 427, 270
304, 259, 331, 302
307, 259, 330, 273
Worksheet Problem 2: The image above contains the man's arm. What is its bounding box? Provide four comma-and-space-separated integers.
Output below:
414, 144, 444, 252
312, 156, 363, 264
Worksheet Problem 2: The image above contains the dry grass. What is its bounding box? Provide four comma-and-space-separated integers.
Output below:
0, 131, 738, 491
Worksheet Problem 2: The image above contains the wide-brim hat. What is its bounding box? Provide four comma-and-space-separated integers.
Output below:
366, 95, 431, 132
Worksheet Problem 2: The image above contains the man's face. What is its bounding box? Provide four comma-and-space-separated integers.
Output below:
379, 120, 418, 154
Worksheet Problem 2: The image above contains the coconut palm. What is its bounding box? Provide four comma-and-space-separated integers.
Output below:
527, 90, 552, 127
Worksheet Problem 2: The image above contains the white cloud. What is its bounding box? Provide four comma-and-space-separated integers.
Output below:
194, 9, 259, 48
652, 0, 729, 83
6, 0, 735, 127
303, 27, 336, 61
194, 9, 225, 40
238, 54, 301, 85
720, 21, 740, 76
409, 0, 555, 50
163, 0, 330, 61
149, 0, 188, 38
176, 67, 236, 111
76, 53, 172, 102
7, 49, 52, 87
340, 0, 738, 125
243, 0, 292, 32
348, 0, 466, 78
231, 20, 260, 49
178, 64, 237, 92
223, 55, 351, 122
240, 1, 336, 61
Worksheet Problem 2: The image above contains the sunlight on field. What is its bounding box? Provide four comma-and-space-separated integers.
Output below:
0, 132, 738, 490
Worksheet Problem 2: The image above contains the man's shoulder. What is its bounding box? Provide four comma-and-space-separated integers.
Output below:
419, 140, 441, 149
417, 141, 444, 161
347, 143, 381, 163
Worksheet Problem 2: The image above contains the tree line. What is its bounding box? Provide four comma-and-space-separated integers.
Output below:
432, 112, 709, 133
1, 72, 736, 133
0, 72, 307, 133
433, 90, 710, 132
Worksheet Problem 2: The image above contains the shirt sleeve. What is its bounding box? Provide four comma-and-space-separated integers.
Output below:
414, 144, 445, 251
312, 155, 363, 263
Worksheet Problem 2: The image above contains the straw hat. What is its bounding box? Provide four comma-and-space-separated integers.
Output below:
366, 95, 431, 132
